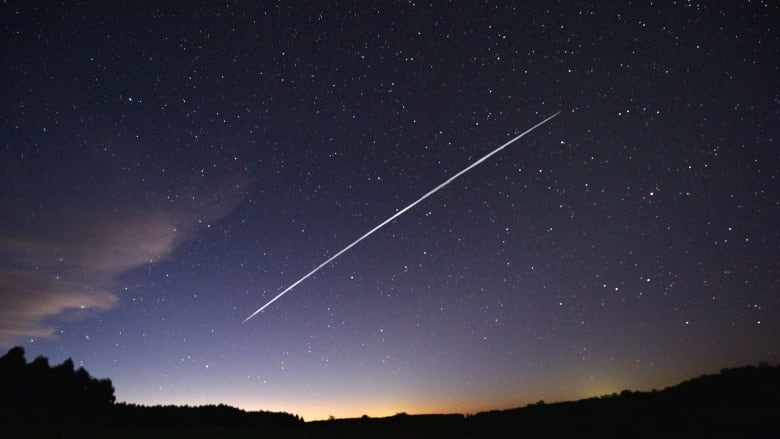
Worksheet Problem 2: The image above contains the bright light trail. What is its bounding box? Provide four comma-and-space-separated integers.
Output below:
244, 111, 561, 323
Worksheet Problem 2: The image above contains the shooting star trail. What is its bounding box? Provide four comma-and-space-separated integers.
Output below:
243, 111, 561, 323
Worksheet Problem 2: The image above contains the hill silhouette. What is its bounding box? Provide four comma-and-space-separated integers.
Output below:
308, 365, 778, 437
462, 363, 779, 438
1, 346, 777, 437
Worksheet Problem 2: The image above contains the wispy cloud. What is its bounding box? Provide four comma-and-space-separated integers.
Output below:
0, 174, 250, 347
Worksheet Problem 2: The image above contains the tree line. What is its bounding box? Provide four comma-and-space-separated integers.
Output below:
0, 346, 114, 424
0, 346, 302, 427
1, 346, 776, 436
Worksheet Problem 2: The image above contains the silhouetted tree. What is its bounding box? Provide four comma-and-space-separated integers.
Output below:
0, 346, 116, 424
7, 344, 773, 436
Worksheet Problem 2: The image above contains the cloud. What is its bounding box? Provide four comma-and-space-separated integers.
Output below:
0, 268, 117, 341
0, 176, 250, 347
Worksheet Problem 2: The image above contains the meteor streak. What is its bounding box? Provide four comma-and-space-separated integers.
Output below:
243, 111, 561, 323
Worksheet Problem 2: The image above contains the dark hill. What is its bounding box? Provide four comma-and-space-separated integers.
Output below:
309, 364, 779, 438
1, 346, 777, 437
463, 364, 780, 438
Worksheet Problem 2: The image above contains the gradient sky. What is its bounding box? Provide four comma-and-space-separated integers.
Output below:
2, 2, 778, 421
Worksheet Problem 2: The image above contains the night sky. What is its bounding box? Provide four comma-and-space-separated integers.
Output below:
2, 2, 778, 421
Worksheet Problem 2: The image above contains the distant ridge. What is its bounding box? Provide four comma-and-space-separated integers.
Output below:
305, 364, 778, 437
462, 363, 779, 437
1, 346, 777, 437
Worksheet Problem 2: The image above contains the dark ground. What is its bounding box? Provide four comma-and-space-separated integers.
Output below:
3, 364, 778, 438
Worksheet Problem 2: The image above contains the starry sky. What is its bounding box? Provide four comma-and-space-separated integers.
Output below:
1, 1, 778, 421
